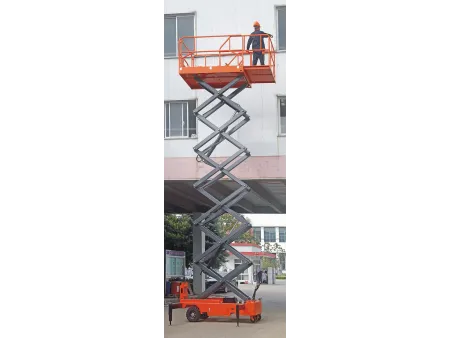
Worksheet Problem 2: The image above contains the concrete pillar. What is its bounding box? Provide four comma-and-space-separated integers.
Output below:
268, 266, 275, 284
261, 226, 265, 248
192, 213, 205, 295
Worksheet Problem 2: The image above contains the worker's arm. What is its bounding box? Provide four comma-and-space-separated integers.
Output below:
261, 31, 273, 38
246, 35, 253, 50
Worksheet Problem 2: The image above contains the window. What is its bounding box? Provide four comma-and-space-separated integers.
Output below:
276, 6, 286, 50
253, 227, 261, 241
164, 14, 195, 57
279, 96, 286, 135
253, 260, 261, 272
264, 227, 276, 242
234, 259, 249, 281
164, 100, 197, 138
279, 227, 286, 242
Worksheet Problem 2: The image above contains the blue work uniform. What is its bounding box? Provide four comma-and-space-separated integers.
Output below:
246, 30, 271, 65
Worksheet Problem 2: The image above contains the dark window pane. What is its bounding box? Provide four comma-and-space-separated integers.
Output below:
164, 17, 176, 57
169, 102, 183, 137
264, 227, 276, 242
280, 97, 286, 117
188, 99, 197, 137
279, 227, 286, 242
165, 100, 196, 138
177, 16, 194, 53
253, 227, 261, 241
165, 103, 170, 137
182, 102, 188, 137
280, 97, 286, 134
277, 7, 286, 50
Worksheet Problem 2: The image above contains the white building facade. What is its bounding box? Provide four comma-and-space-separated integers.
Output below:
245, 214, 286, 272
221, 243, 276, 284
164, 0, 286, 160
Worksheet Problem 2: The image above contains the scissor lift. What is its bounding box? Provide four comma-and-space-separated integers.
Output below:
168, 34, 276, 326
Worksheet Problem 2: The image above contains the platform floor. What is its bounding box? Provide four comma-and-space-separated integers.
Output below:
179, 65, 275, 89
164, 280, 286, 338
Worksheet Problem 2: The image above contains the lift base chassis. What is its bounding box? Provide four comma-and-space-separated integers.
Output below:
168, 282, 262, 326
169, 298, 262, 326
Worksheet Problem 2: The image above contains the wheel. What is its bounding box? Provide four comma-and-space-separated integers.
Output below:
186, 306, 201, 322
200, 313, 209, 320
257, 314, 261, 321
250, 315, 257, 323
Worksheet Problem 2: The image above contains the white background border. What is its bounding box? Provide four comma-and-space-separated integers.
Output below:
1, 0, 450, 337
293, 0, 450, 336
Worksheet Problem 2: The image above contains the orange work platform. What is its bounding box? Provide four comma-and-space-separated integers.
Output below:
178, 34, 276, 89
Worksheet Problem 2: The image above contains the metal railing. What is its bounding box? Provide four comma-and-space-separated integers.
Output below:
178, 34, 276, 78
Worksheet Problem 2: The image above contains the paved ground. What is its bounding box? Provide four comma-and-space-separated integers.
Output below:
164, 280, 286, 338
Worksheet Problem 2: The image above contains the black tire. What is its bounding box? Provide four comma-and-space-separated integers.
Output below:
250, 315, 257, 323
186, 306, 201, 322
257, 314, 261, 321
201, 313, 209, 320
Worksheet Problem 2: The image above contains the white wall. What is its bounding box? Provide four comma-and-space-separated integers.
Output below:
223, 253, 259, 284
164, 0, 286, 158
232, 245, 260, 252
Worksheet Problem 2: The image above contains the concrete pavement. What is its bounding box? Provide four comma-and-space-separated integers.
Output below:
164, 280, 286, 338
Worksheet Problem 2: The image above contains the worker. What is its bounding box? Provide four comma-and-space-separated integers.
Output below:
256, 269, 263, 284
262, 270, 268, 284
246, 21, 273, 66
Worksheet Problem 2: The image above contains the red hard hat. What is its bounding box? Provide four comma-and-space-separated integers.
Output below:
253, 21, 260, 27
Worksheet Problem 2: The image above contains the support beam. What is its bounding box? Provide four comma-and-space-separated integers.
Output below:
177, 181, 215, 209
192, 213, 205, 295
164, 201, 190, 214
164, 189, 197, 212
246, 180, 285, 214
208, 181, 255, 213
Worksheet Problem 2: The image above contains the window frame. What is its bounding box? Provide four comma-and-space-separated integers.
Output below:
164, 99, 198, 139
264, 227, 276, 243
278, 95, 286, 136
164, 13, 196, 58
235, 259, 249, 281
275, 5, 286, 52
253, 227, 261, 242
278, 227, 286, 243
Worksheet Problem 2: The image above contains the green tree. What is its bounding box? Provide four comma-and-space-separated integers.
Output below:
261, 256, 277, 269
164, 214, 193, 264
164, 214, 228, 270
261, 243, 286, 271
215, 213, 259, 244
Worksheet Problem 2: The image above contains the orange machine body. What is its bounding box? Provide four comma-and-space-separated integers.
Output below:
169, 282, 262, 324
